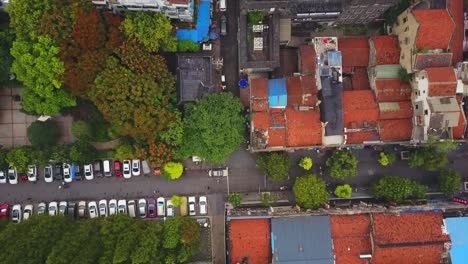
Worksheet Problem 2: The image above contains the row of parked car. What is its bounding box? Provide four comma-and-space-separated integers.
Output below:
0, 159, 143, 184
1, 196, 208, 223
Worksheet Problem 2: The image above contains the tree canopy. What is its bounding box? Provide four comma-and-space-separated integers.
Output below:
27, 120, 60, 147
6, 146, 30, 172
161, 162, 184, 180
334, 184, 352, 198
256, 152, 291, 181
293, 174, 329, 209
179, 93, 245, 164
298, 157, 313, 170
228, 193, 243, 207
326, 150, 358, 180
177, 40, 200, 53
408, 147, 448, 171
68, 140, 97, 165
0, 29, 14, 84
438, 169, 462, 196
372, 175, 427, 202
378, 151, 396, 166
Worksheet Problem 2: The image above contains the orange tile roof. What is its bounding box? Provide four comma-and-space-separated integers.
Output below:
425, 67, 457, 97
286, 107, 322, 146
350, 67, 370, 90
339, 38, 370, 67
268, 128, 287, 147
250, 78, 269, 98
413, 10, 455, 50
331, 215, 372, 264
379, 119, 412, 141
379, 101, 413, 120
449, 0, 464, 65
252, 111, 269, 130
373, 245, 446, 264
346, 131, 379, 144
371, 36, 400, 65
343, 90, 379, 129
229, 219, 271, 264
252, 98, 269, 112
453, 95, 466, 139
299, 45, 316, 75
375, 79, 412, 102
287, 76, 318, 107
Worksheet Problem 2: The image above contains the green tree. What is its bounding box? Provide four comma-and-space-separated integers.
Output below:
163, 218, 181, 249
68, 140, 97, 165
99, 215, 135, 264
298, 156, 313, 170
256, 152, 291, 181
121, 12, 177, 52
50, 144, 69, 162
293, 175, 329, 209
177, 40, 200, 52
179, 93, 245, 164
6, 146, 29, 172
438, 169, 462, 196
408, 147, 448, 171
131, 222, 163, 264
28, 147, 50, 166
334, 184, 352, 198
378, 151, 396, 166
326, 150, 358, 180
0, 146, 9, 169
71, 121, 92, 141
161, 162, 184, 180
372, 175, 427, 202
114, 143, 136, 161
228, 193, 242, 207
171, 195, 182, 207
0, 29, 14, 84
247, 11, 265, 25
27, 120, 60, 147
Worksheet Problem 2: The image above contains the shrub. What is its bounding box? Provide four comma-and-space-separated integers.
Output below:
334, 184, 352, 198
293, 174, 329, 209
378, 152, 396, 166
438, 169, 462, 196
298, 157, 313, 170
228, 193, 242, 207
27, 120, 60, 147
68, 140, 96, 165
256, 152, 291, 181
177, 40, 200, 52
247, 11, 265, 25
171, 195, 182, 207
71, 120, 92, 141
161, 162, 184, 180
260, 192, 278, 206
114, 143, 135, 161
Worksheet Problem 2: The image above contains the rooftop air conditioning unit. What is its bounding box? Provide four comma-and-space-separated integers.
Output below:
359, 254, 372, 259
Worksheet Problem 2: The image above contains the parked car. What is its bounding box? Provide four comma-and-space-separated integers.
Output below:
147, 198, 156, 218
138, 199, 147, 218
157, 197, 165, 217
37, 203, 46, 215
59, 201, 67, 215
44, 165, 53, 183
0, 203, 9, 218
23, 204, 33, 220
221, 75, 227, 90
84, 164, 94, 180
27, 165, 37, 182
11, 204, 22, 223
180, 196, 188, 217
8, 167, 18, 184
72, 164, 83, 181
54, 164, 63, 181
19, 172, 27, 182
109, 199, 117, 216
93, 160, 103, 178
103, 160, 112, 177
123, 160, 131, 179
199, 196, 207, 215
219, 0, 226, 11
78, 201, 87, 219
117, 199, 127, 215
113, 161, 122, 177
188, 196, 196, 216
208, 167, 228, 177
88, 201, 98, 219
128, 200, 136, 218
63, 163, 72, 183
131, 160, 141, 176
67, 202, 76, 219
0, 170, 6, 184
166, 200, 174, 217
48, 201, 58, 216
98, 199, 107, 217
220, 15, 227, 36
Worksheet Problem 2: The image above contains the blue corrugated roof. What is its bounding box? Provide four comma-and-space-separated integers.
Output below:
271, 216, 334, 264
446, 217, 468, 264
176, 0, 210, 42
268, 78, 287, 108
327, 51, 342, 67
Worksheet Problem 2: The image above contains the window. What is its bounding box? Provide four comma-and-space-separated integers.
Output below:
404, 37, 409, 45
424, 110, 428, 115
403, 17, 408, 23
440, 98, 451, 104
415, 105, 419, 110
404, 26, 409, 32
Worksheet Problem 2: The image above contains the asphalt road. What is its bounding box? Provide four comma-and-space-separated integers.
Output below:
220, 0, 240, 96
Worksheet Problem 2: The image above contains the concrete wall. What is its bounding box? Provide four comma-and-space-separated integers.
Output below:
392, 9, 418, 73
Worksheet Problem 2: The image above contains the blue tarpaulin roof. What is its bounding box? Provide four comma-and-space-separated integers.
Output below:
268, 79, 287, 108
176, 0, 211, 43
446, 217, 468, 264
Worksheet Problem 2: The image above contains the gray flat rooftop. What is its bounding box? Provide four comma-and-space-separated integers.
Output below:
177, 55, 213, 103
320, 77, 344, 136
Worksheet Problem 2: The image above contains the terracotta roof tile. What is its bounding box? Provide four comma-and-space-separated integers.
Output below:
268, 128, 287, 147
379, 119, 412, 141
252, 111, 269, 130
250, 78, 269, 98
299, 45, 316, 75
448, 0, 464, 64
343, 90, 379, 129
373, 245, 446, 264
379, 101, 413, 120
350, 67, 370, 90
286, 107, 322, 146
346, 131, 379, 144
339, 38, 370, 67
287, 76, 318, 107
375, 79, 412, 102
425, 67, 457, 97
229, 219, 271, 264
414, 53, 453, 71
370, 36, 400, 65
252, 98, 269, 112
331, 215, 372, 264
413, 10, 455, 50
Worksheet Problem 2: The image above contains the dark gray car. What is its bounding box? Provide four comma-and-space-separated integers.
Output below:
220, 15, 227, 36
54, 164, 63, 181
93, 160, 103, 178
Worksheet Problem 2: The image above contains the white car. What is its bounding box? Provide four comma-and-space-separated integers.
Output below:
27, 165, 37, 182
48, 201, 58, 216
188, 196, 196, 216
23, 204, 33, 220
59, 201, 67, 215
84, 164, 94, 180
166, 199, 174, 217
108, 199, 117, 216
208, 167, 228, 177
44, 165, 53, 183
0, 171, 6, 184
138, 199, 147, 218
11, 204, 22, 223
131, 160, 141, 176
88, 201, 98, 219
157, 197, 165, 217
199, 196, 208, 215
8, 167, 18, 185
98, 200, 107, 217
37, 203, 46, 215
123, 160, 131, 179
63, 163, 72, 183
78, 201, 87, 219
117, 199, 127, 215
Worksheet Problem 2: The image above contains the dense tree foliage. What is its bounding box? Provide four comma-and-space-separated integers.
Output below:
6, 146, 30, 172
179, 93, 245, 164
228, 193, 243, 207
177, 40, 200, 52
0, 29, 14, 84
372, 175, 427, 202
438, 169, 462, 196
161, 162, 184, 180
27, 120, 60, 147
326, 150, 358, 180
114, 143, 136, 161
298, 156, 313, 170
0, 147, 8, 169
293, 175, 329, 209
71, 120, 92, 141
334, 184, 352, 198
256, 152, 291, 181
68, 140, 97, 165
408, 147, 448, 171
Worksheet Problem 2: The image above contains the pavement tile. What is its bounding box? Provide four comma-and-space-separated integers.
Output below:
0, 110, 12, 124
26, 115, 38, 124
0, 96, 12, 110
13, 137, 28, 147
12, 100, 22, 110
12, 123, 27, 138
0, 137, 13, 148
11, 87, 22, 96
0, 124, 13, 138
0, 87, 12, 96
12, 111, 26, 123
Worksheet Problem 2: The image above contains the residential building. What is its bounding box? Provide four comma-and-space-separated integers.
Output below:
176, 54, 214, 104
229, 219, 271, 264
337, 0, 399, 25
445, 217, 468, 264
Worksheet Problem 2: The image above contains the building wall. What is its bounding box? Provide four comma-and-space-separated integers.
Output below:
392, 10, 418, 73
412, 70, 430, 142
338, 0, 398, 24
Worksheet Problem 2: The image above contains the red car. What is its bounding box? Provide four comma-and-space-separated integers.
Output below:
0, 203, 9, 218
113, 161, 123, 177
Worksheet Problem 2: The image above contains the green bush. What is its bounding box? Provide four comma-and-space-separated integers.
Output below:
247, 11, 265, 25
260, 192, 278, 206
27, 120, 60, 147
177, 40, 200, 52
68, 140, 97, 165
438, 169, 462, 196
171, 195, 182, 206
161, 162, 184, 180
114, 143, 135, 161
378, 152, 396, 166
256, 152, 291, 181
228, 193, 242, 207
71, 120, 92, 141
299, 157, 313, 170
334, 184, 352, 198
